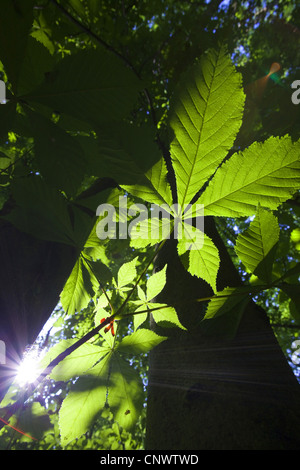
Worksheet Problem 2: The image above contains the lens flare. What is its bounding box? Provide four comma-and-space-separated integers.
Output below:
15, 347, 42, 386
267, 62, 281, 76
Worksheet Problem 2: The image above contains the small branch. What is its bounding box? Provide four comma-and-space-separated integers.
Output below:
0, 300, 173, 430
114, 239, 166, 318
82, 254, 114, 314
49, 0, 167, 166
49, 0, 134, 71
0, 146, 33, 177
0, 315, 113, 430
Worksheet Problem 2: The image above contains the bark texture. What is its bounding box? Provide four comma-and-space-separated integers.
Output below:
146, 218, 300, 450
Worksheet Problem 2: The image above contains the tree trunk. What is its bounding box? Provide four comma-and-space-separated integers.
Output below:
0, 220, 76, 403
146, 218, 300, 450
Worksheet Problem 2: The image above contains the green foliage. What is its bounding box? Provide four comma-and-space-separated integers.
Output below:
23, 49, 142, 126
198, 135, 300, 217
0, 0, 300, 451
235, 206, 280, 284
169, 45, 245, 208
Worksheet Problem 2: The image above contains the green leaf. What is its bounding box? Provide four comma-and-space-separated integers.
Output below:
178, 225, 220, 292
83, 219, 111, 265
169, 45, 245, 207
24, 49, 142, 125
59, 353, 111, 446
17, 37, 54, 96
107, 354, 144, 430
28, 110, 86, 196
146, 265, 167, 301
137, 285, 146, 302
202, 291, 250, 339
90, 123, 162, 185
122, 157, 173, 206
117, 328, 167, 355
279, 262, 300, 283
198, 135, 300, 217
117, 256, 139, 289
129, 215, 171, 249
3, 175, 77, 245
203, 286, 251, 320
235, 206, 279, 283
133, 304, 149, 331
10, 402, 51, 442
30, 11, 55, 55
60, 256, 94, 316
46, 341, 106, 382
149, 302, 186, 330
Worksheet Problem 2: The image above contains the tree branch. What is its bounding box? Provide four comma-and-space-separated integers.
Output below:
49, 0, 170, 176
0, 315, 113, 431
49, 0, 134, 71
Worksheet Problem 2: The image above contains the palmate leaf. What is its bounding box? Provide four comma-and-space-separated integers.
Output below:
131, 266, 186, 330
23, 49, 142, 125
169, 44, 245, 208
235, 206, 280, 283
197, 135, 300, 217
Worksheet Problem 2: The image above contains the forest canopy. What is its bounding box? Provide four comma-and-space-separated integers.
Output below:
0, 0, 300, 451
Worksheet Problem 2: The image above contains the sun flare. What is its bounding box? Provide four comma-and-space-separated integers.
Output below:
15, 348, 42, 387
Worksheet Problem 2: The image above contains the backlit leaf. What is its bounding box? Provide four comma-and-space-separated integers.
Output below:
146, 265, 167, 301
235, 206, 279, 283
197, 135, 300, 217
107, 354, 144, 430
59, 353, 111, 446
148, 302, 186, 330
117, 328, 167, 355
60, 256, 94, 316
203, 286, 251, 320
117, 256, 139, 289
170, 45, 245, 207
177, 225, 220, 292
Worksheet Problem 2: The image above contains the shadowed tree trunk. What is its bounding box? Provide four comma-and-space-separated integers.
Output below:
0, 220, 76, 403
146, 217, 300, 450
0, 178, 114, 404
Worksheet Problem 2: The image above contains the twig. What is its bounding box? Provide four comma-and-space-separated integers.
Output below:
0, 316, 113, 430
49, 0, 168, 169
49, 0, 134, 71
0, 146, 33, 176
